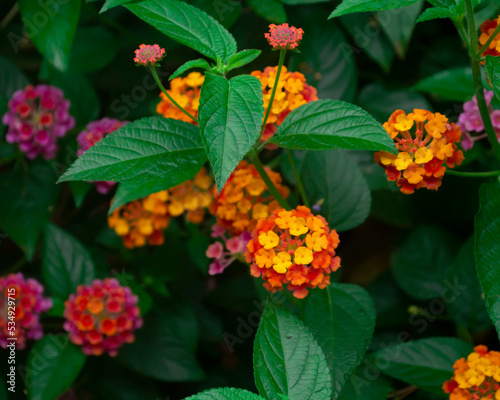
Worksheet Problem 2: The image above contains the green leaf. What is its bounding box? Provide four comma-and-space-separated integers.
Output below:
413, 67, 475, 101
417, 6, 460, 22
109, 165, 203, 213
18, 0, 81, 71
475, 183, 500, 338
338, 363, 392, 400
254, 300, 332, 400
371, 337, 473, 394
100, 0, 135, 12
246, 0, 287, 23
118, 303, 204, 381
26, 335, 86, 400
68, 181, 92, 208
0, 163, 58, 261
184, 388, 265, 400
446, 237, 491, 332
329, 0, 421, 18
486, 55, 500, 102
170, 59, 212, 80
58, 117, 207, 184
0, 55, 29, 103
125, 0, 237, 62
375, 1, 424, 58
198, 73, 264, 191
304, 283, 376, 398
301, 150, 371, 231
392, 226, 460, 300
227, 49, 262, 71
270, 100, 397, 154
42, 223, 95, 300
281, 0, 330, 4
289, 19, 357, 102
188, 0, 243, 29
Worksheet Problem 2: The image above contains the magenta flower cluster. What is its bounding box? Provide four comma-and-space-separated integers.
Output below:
0, 273, 52, 350
2, 85, 74, 159
458, 89, 500, 150
134, 44, 166, 67
206, 225, 251, 275
77, 118, 128, 194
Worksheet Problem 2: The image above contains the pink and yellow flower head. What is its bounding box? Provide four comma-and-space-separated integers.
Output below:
108, 191, 171, 249
251, 66, 318, 147
374, 109, 464, 194
443, 345, 500, 400
77, 118, 128, 195
63, 278, 142, 357
479, 17, 500, 59
212, 161, 289, 236
156, 72, 204, 124
206, 230, 252, 275
0, 273, 52, 349
134, 44, 166, 67
244, 206, 341, 299
265, 23, 304, 51
2, 85, 74, 159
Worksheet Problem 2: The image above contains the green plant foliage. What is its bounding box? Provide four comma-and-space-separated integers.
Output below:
246, 0, 287, 23
184, 388, 265, 400
413, 67, 476, 101
337, 363, 392, 400
329, 0, 421, 18
227, 50, 262, 71
170, 59, 212, 80
486, 55, 500, 101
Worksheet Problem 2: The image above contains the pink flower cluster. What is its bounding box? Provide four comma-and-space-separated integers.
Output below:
265, 23, 304, 51
458, 89, 500, 150
2, 85, 74, 159
206, 224, 251, 275
63, 278, 142, 357
134, 44, 166, 67
0, 273, 52, 349
77, 118, 128, 194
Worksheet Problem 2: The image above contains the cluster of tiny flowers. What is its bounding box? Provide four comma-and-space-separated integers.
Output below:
251, 66, 318, 147
134, 44, 166, 67
108, 191, 170, 248
156, 72, 204, 123
479, 17, 500, 58
374, 109, 464, 194
265, 23, 304, 50
2, 85, 74, 159
212, 161, 289, 236
0, 273, 52, 349
63, 278, 142, 356
77, 118, 128, 194
443, 345, 500, 400
166, 167, 214, 224
458, 90, 500, 151
206, 229, 251, 275
245, 206, 341, 299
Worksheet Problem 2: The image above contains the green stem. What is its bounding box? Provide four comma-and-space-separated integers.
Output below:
465, 0, 500, 162
446, 169, 500, 177
477, 21, 500, 58
149, 66, 198, 124
286, 150, 309, 208
454, 18, 471, 53
249, 152, 291, 210
258, 49, 286, 141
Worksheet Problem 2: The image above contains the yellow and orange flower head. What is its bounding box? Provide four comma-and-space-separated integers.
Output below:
244, 206, 341, 299
251, 66, 318, 147
156, 71, 204, 123
166, 167, 214, 224
443, 345, 500, 400
479, 17, 500, 59
212, 161, 289, 236
108, 190, 171, 249
63, 278, 142, 357
374, 109, 464, 194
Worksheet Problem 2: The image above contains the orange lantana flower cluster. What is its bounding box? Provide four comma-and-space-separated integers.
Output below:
108, 191, 170, 248
251, 66, 318, 145
245, 206, 341, 299
479, 16, 500, 59
212, 161, 289, 236
443, 345, 500, 400
374, 109, 464, 194
156, 72, 204, 123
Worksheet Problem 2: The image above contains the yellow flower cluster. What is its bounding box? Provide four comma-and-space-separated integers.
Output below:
156, 72, 204, 123
443, 345, 500, 400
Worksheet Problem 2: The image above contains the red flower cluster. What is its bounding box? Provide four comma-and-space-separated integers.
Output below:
63, 278, 142, 356
134, 44, 166, 67
265, 23, 304, 51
